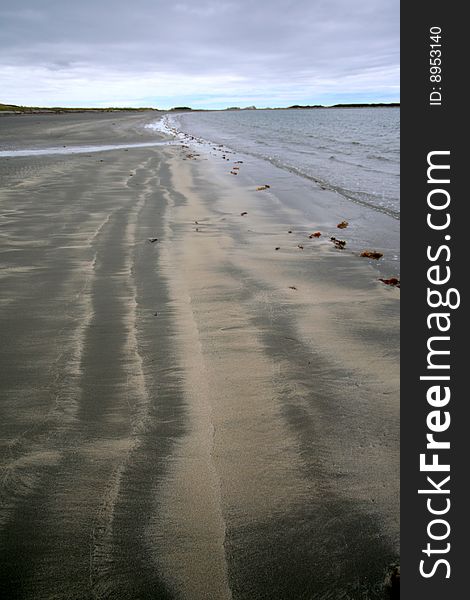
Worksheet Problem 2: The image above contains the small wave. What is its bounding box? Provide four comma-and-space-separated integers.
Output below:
366, 154, 394, 162
251, 155, 400, 220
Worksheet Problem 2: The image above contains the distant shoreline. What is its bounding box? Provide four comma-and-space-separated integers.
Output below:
0, 102, 399, 115
0, 104, 158, 115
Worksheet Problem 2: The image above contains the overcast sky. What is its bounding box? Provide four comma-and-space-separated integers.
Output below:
0, 0, 399, 109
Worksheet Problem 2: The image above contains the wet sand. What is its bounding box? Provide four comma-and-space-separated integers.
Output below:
0, 113, 399, 599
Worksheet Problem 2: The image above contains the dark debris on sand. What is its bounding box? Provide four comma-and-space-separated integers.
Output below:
330, 237, 346, 249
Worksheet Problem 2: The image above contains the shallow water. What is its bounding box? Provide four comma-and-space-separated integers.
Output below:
0, 140, 171, 158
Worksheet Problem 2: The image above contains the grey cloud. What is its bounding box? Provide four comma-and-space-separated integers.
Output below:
0, 0, 399, 106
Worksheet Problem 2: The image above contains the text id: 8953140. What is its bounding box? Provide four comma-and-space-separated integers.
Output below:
429, 26, 442, 106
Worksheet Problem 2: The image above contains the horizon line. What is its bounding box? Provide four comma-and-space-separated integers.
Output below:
1, 101, 401, 113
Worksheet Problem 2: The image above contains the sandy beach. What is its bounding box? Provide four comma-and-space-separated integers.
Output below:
0, 112, 399, 599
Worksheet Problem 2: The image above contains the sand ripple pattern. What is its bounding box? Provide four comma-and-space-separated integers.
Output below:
0, 114, 399, 599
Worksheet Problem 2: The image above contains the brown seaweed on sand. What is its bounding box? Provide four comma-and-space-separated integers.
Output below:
379, 277, 400, 288
337, 220, 349, 229
240, 212, 248, 216
309, 232, 321, 238
256, 185, 271, 191
361, 250, 383, 259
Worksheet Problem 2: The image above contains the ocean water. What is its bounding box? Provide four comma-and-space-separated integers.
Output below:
157, 108, 399, 219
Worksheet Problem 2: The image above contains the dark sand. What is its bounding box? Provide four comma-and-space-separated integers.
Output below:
0, 113, 399, 599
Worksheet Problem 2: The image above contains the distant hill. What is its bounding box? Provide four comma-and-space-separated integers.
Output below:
220, 103, 400, 111
0, 103, 158, 113
330, 103, 400, 108
287, 104, 325, 109
286, 103, 399, 109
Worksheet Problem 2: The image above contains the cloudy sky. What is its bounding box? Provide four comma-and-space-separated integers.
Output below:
0, 0, 399, 109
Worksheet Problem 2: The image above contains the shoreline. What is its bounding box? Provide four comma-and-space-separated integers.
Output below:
0, 113, 399, 598
153, 113, 400, 277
